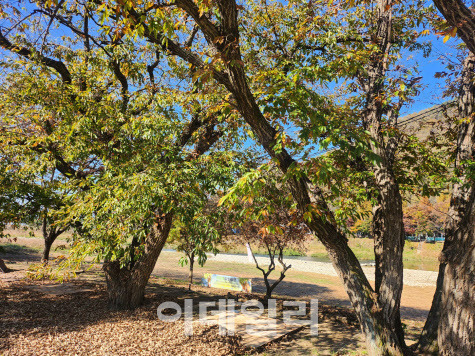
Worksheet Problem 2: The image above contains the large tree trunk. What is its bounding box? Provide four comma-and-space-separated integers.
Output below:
438, 212, 474, 356
365, 94, 406, 352
0, 259, 12, 273
417, 53, 475, 355
418, 53, 475, 355
415, 262, 446, 354
41, 213, 62, 262
359, 0, 406, 349
432, 0, 475, 55
42, 214, 52, 262
42, 230, 63, 262
309, 222, 405, 355
103, 213, 173, 310
366, 91, 406, 350
437, 54, 475, 356
371, 188, 406, 349
417, 1, 475, 351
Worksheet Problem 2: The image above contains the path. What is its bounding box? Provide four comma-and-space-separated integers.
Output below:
208, 253, 439, 287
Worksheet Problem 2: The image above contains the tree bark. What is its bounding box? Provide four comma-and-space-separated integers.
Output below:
0, 259, 12, 273
264, 269, 288, 301
438, 207, 475, 356
42, 237, 53, 262
415, 262, 446, 354
41, 229, 63, 262
188, 252, 194, 290
365, 97, 406, 350
309, 224, 405, 355
41, 212, 63, 262
42, 213, 51, 262
359, 0, 407, 350
417, 53, 475, 356
103, 213, 173, 310
432, 0, 475, 55
437, 53, 475, 356
415, 5, 475, 354
371, 188, 406, 349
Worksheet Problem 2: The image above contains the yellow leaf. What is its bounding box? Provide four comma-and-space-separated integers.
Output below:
217, 196, 226, 206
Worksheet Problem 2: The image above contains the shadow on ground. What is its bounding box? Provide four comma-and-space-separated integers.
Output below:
0, 244, 41, 263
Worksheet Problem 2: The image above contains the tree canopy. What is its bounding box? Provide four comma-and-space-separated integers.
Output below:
0, 0, 474, 354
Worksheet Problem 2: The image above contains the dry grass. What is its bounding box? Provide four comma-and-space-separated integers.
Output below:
0, 273, 368, 356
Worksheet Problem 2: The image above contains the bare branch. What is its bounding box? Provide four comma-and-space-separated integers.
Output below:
39, 0, 66, 53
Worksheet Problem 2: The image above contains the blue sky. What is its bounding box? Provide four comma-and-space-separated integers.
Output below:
399, 33, 461, 116
0, 1, 463, 119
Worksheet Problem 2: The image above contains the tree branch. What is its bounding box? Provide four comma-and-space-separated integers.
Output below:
0, 30, 72, 84
110, 60, 129, 113
433, 0, 475, 55
124, 7, 232, 88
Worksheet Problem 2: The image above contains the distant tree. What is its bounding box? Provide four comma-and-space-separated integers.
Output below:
0, 156, 70, 261
170, 197, 222, 290
403, 197, 449, 237
222, 169, 309, 300
348, 217, 372, 238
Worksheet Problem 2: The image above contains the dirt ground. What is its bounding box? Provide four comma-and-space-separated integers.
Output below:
153, 251, 436, 323
1, 269, 367, 355
1, 276, 244, 355
0, 239, 433, 355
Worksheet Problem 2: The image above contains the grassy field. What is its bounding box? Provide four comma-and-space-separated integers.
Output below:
307, 238, 443, 271
218, 236, 443, 271
0, 243, 40, 254
3, 228, 443, 271
1, 242, 436, 319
